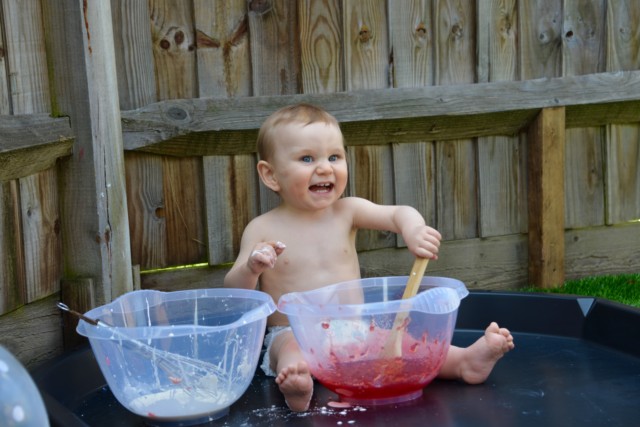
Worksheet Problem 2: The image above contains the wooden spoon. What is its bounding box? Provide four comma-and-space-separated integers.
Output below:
382, 257, 430, 359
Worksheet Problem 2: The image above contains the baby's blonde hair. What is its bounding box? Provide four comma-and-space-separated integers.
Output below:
256, 103, 341, 161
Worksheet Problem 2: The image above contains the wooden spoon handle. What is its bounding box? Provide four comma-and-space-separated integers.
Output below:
401, 257, 429, 300
382, 257, 430, 359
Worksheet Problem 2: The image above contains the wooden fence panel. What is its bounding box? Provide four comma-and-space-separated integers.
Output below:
195, 0, 257, 266
605, 2, 640, 224
562, 0, 606, 229
125, 152, 167, 269
299, 0, 343, 94
3, 0, 59, 307
249, 0, 300, 217
3, 0, 50, 113
111, 0, 157, 110
195, 0, 251, 98
203, 155, 259, 264
20, 168, 60, 302
149, 1, 206, 267
112, 0, 164, 271
519, 0, 562, 80
150, 0, 197, 100
476, 0, 526, 238
434, 0, 477, 240
388, 0, 436, 249
344, 0, 395, 251
161, 156, 206, 266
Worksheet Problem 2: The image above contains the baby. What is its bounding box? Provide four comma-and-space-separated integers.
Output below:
224, 103, 514, 411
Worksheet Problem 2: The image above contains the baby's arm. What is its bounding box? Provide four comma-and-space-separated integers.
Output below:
224, 223, 286, 289
393, 206, 441, 260
349, 197, 440, 260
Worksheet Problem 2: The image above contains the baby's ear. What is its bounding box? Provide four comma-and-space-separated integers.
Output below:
257, 160, 280, 192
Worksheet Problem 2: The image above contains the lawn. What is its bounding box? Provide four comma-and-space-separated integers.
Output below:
520, 273, 640, 308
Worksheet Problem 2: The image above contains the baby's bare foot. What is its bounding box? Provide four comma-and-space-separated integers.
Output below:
275, 361, 314, 412
460, 322, 515, 384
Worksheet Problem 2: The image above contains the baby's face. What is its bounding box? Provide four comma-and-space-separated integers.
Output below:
269, 122, 348, 211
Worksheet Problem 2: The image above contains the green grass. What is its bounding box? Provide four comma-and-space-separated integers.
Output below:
519, 273, 640, 308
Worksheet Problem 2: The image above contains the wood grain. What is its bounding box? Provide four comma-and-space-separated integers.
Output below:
476, 0, 526, 237
527, 107, 566, 288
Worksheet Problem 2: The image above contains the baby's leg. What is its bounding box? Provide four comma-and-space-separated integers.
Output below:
269, 330, 314, 412
438, 322, 514, 384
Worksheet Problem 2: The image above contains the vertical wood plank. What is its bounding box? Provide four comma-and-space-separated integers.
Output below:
195, 0, 251, 98
299, 0, 343, 93
0, 181, 25, 315
519, 0, 562, 80
562, 0, 606, 229
125, 152, 166, 269
162, 157, 206, 266
203, 156, 259, 264
111, 0, 157, 109
392, 142, 436, 245
434, 0, 477, 240
388, 1, 436, 248
527, 107, 566, 288
2, 0, 50, 113
149, 0, 197, 100
248, 0, 300, 96
19, 168, 61, 302
343, 0, 394, 251
43, 0, 133, 305
343, 0, 389, 90
248, 0, 300, 215
476, 0, 526, 237
389, 0, 433, 87
605, 1, 640, 224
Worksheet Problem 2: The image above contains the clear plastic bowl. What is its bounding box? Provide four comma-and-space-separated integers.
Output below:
0, 345, 50, 427
77, 288, 275, 426
278, 276, 468, 406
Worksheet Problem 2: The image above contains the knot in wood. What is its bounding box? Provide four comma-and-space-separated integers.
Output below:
174, 30, 185, 45
167, 107, 188, 121
160, 39, 171, 50
416, 22, 427, 37
359, 24, 371, 43
451, 23, 463, 38
249, 0, 272, 15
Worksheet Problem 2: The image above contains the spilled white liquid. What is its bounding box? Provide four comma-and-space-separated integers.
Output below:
129, 386, 235, 420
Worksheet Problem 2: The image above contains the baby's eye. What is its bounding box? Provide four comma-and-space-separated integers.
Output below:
329, 154, 339, 162
301, 155, 313, 163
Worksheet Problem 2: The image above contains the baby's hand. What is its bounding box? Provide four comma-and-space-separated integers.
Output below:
247, 241, 286, 274
405, 225, 441, 260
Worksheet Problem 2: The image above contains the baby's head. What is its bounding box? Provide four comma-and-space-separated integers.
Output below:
256, 103, 342, 162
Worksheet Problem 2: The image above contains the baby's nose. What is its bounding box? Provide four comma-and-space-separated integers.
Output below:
315, 158, 332, 173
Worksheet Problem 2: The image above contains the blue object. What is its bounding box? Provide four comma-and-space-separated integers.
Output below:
0, 345, 49, 427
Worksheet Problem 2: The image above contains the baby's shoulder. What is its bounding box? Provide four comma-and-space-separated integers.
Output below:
335, 196, 374, 212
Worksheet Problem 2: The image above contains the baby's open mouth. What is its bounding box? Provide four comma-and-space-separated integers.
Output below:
309, 183, 334, 192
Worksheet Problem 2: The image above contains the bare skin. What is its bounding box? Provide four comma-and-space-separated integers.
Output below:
224, 108, 515, 411
270, 330, 313, 411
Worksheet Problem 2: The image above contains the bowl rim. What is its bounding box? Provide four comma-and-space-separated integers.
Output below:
277, 276, 469, 317
76, 288, 276, 340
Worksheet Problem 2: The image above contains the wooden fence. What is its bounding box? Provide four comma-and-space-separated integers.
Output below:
0, 0, 639, 369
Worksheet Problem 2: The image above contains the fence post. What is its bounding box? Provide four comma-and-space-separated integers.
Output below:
527, 107, 566, 288
42, 0, 133, 307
